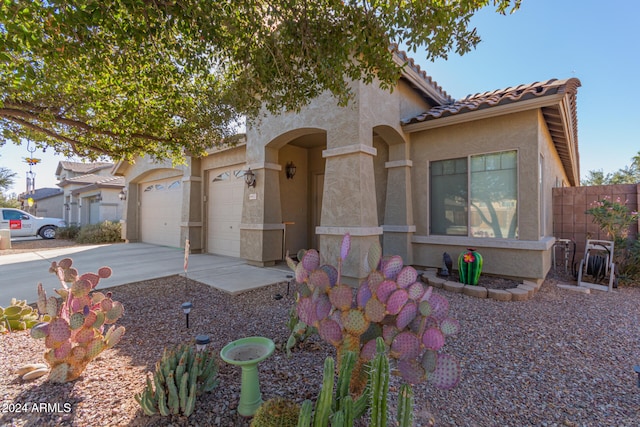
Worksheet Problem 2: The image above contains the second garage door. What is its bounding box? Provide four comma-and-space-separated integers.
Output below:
140, 178, 182, 247
207, 167, 244, 257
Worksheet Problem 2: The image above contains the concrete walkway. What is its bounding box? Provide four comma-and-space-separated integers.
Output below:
0, 243, 294, 306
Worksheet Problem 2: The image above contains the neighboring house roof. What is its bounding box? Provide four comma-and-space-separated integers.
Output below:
393, 46, 452, 106
18, 187, 63, 201
55, 161, 113, 176
70, 176, 125, 196
402, 78, 582, 186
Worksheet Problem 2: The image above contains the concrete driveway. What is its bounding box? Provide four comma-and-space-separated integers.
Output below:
0, 243, 294, 306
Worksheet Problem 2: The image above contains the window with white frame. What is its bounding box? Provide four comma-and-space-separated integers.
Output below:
430, 150, 518, 239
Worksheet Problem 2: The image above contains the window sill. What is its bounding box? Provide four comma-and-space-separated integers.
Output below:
411, 235, 555, 251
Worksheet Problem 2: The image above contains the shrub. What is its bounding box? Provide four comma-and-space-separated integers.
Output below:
75, 221, 123, 244
56, 225, 80, 240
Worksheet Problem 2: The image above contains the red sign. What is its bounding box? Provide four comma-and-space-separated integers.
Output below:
9, 220, 21, 230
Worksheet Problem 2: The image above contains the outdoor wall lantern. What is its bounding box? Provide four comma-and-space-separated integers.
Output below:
181, 302, 193, 329
95, 192, 102, 202
64, 203, 70, 210
244, 168, 256, 188
195, 334, 211, 351
118, 189, 127, 201
285, 161, 297, 180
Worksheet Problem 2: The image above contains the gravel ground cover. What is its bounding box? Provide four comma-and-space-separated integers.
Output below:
1, 242, 639, 426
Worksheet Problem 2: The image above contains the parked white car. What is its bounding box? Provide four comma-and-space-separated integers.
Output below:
0, 208, 66, 239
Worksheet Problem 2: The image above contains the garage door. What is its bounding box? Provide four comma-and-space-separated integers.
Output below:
207, 167, 244, 257
140, 178, 182, 247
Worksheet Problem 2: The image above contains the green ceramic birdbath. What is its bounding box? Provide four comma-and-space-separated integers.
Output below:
220, 336, 275, 417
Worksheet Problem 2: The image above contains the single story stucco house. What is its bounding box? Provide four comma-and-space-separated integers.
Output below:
114, 52, 580, 282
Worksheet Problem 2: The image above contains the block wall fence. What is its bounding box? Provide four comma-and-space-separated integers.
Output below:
552, 184, 640, 259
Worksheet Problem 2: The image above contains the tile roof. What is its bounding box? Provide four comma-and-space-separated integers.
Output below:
402, 78, 581, 125
58, 161, 113, 174
392, 45, 452, 105
402, 77, 582, 186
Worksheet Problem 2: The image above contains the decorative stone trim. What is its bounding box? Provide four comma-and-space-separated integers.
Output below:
384, 160, 413, 169
382, 225, 416, 233
239, 223, 285, 230
315, 226, 383, 236
421, 270, 541, 302
322, 144, 377, 158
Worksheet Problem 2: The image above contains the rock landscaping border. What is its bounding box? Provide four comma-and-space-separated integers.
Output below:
421, 269, 544, 302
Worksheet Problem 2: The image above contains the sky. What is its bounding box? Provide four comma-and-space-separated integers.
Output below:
1, 0, 638, 196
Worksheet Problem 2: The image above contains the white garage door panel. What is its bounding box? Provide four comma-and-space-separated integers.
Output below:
207, 168, 244, 257
140, 179, 182, 247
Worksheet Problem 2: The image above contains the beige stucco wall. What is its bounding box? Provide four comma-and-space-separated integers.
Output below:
408, 109, 559, 280
34, 195, 63, 219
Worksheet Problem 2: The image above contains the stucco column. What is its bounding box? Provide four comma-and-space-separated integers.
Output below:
180, 157, 203, 253
317, 141, 382, 281
122, 183, 139, 242
240, 159, 284, 266
382, 142, 415, 263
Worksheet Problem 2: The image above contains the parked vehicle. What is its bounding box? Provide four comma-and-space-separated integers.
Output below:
0, 208, 66, 239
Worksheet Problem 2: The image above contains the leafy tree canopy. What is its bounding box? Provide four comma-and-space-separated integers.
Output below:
581, 151, 640, 186
1, 0, 521, 163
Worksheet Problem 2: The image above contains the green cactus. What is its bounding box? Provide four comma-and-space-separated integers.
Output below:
0, 299, 43, 333
135, 343, 219, 417
458, 248, 483, 285
251, 398, 300, 427
286, 234, 461, 390
27, 258, 125, 382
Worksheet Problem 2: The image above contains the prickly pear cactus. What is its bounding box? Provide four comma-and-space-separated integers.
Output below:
135, 343, 219, 417
287, 234, 461, 390
458, 248, 483, 286
1, 299, 44, 333
29, 258, 126, 383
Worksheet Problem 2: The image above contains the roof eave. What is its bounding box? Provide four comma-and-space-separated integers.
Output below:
394, 55, 451, 106
402, 93, 580, 186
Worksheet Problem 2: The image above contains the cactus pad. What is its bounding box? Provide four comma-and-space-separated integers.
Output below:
340, 233, 351, 260
428, 353, 461, 390
31, 322, 49, 339
360, 338, 378, 360
318, 319, 343, 346
48, 318, 71, 343
419, 300, 432, 317
69, 313, 85, 330
79, 273, 100, 289
364, 297, 386, 323
428, 293, 449, 321
97, 267, 112, 279
367, 240, 382, 272
319, 265, 338, 287
342, 309, 369, 336
70, 295, 92, 313
105, 325, 125, 349
440, 318, 460, 336
329, 285, 353, 311
421, 350, 438, 373
396, 266, 418, 288
366, 270, 385, 293
382, 255, 404, 280
48, 363, 70, 383
301, 249, 320, 271
386, 289, 409, 315
375, 280, 397, 303
356, 283, 372, 308
396, 302, 417, 330
315, 294, 332, 321
422, 327, 445, 351
105, 301, 125, 324
309, 269, 331, 291
391, 332, 420, 360
397, 359, 426, 384
407, 282, 425, 301
295, 262, 309, 284
382, 325, 399, 345
296, 297, 317, 326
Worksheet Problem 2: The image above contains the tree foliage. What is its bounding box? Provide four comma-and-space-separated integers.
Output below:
581, 151, 640, 186
1, 0, 521, 162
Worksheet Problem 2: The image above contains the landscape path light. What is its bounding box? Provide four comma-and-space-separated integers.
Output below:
181, 302, 193, 329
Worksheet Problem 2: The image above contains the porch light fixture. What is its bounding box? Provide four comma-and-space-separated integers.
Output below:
244, 168, 256, 188
196, 334, 211, 351
181, 302, 193, 328
285, 161, 297, 180
95, 192, 102, 202
64, 203, 70, 211
118, 189, 127, 201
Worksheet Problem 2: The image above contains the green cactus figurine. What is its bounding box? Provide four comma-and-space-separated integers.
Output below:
135, 343, 219, 417
27, 259, 125, 382
458, 248, 483, 285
